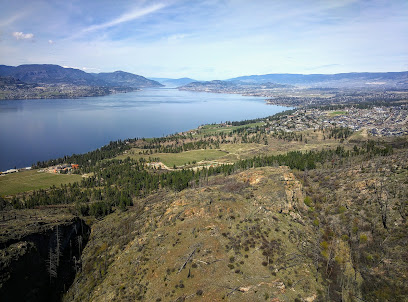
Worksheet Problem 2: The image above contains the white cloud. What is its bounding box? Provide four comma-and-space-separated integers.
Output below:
62, 65, 99, 71
82, 3, 166, 33
48, 40, 54, 44
12, 31, 34, 40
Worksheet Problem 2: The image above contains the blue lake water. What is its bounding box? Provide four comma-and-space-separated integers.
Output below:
0, 88, 289, 171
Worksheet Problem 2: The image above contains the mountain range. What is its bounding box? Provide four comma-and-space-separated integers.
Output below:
226, 71, 408, 88
1, 65, 408, 90
0, 64, 162, 88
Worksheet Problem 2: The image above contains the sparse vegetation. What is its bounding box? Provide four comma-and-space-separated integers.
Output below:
1, 107, 407, 302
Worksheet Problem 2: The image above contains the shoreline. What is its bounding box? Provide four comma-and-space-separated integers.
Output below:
0, 86, 141, 101
0, 89, 289, 171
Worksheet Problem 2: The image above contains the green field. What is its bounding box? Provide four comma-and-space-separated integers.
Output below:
157, 149, 228, 167
0, 170, 82, 196
116, 149, 228, 167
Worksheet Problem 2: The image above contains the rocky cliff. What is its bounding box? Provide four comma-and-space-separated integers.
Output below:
0, 212, 90, 302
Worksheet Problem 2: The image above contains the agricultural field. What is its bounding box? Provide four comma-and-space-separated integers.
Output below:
0, 170, 82, 196
117, 149, 228, 168
156, 149, 228, 167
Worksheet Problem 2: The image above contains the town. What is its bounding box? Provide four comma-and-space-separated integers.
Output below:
267, 105, 408, 137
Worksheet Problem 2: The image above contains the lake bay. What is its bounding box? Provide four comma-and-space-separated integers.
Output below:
0, 88, 289, 171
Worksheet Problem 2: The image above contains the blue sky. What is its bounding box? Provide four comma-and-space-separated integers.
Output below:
0, 0, 407, 80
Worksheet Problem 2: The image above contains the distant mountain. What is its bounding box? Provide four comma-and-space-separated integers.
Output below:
179, 80, 292, 91
0, 64, 104, 86
149, 77, 196, 87
0, 64, 162, 88
93, 71, 163, 88
182, 80, 236, 89
227, 71, 408, 88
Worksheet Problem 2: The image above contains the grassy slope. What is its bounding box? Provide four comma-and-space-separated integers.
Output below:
117, 149, 228, 167
0, 170, 82, 196
298, 148, 408, 301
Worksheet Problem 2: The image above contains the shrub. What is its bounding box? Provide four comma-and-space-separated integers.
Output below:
341, 234, 349, 241
338, 206, 347, 214
360, 234, 368, 243
304, 196, 312, 206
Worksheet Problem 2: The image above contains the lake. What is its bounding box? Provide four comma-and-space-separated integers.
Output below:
0, 88, 289, 171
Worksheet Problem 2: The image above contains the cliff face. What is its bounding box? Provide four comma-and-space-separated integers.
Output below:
0, 216, 90, 302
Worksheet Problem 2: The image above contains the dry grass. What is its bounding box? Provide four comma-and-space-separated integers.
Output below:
65, 167, 323, 302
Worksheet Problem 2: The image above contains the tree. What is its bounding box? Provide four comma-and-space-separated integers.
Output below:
47, 248, 58, 281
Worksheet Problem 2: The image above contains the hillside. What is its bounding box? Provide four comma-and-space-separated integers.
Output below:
0, 76, 28, 86
0, 64, 104, 86
93, 71, 163, 88
64, 167, 324, 301
227, 71, 408, 88
62, 146, 408, 301
0, 65, 162, 87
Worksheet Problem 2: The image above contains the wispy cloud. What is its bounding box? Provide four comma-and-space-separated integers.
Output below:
12, 31, 34, 40
306, 64, 342, 71
0, 12, 26, 27
82, 3, 166, 33
167, 33, 191, 42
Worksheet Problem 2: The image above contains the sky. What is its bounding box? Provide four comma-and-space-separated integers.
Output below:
0, 0, 407, 80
